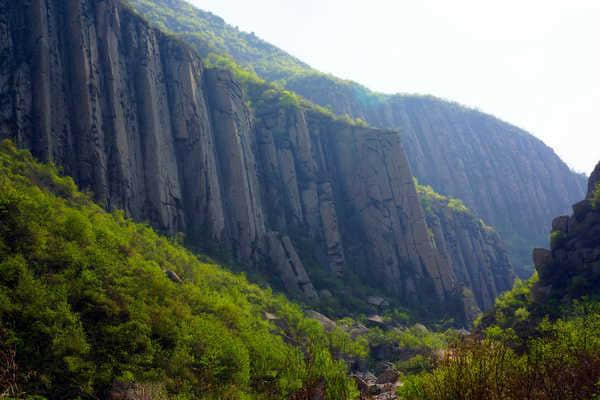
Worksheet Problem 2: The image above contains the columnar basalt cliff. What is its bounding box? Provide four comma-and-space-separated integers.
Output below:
0, 0, 506, 317
126, 0, 587, 277
418, 185, 515, 311
282, 82, 587, 277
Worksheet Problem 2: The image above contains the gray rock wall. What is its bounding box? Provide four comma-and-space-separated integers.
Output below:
283, 78, 587, 276
587, 161, 600, 199
0, 0, 467, 311
421, 195, 514, 311
532, 166, 600, 303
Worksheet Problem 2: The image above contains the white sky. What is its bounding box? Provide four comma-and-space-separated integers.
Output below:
189, 0, 600, 174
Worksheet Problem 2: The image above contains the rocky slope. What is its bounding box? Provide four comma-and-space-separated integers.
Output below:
127, 0, 587, 276
532, 160, 600, 304
0, 0, 509, 319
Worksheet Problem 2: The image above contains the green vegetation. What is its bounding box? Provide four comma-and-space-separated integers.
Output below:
416, 180, 473, 218
366, 326, 456, 375
125, 1, 374, 129
398, 300, 600, 400
397, 254, 600, 400
333, 315, 459, 377
202, 54, 371, 129
593, 183, 600, 207
0, 140, 363, 399
479, 273, 538, 330
125, 0, 311, 81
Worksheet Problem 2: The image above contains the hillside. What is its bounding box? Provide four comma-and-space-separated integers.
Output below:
127, 0, 587, 276
0, 139, 368, 399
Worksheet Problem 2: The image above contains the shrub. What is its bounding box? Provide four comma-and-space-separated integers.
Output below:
0, 140, 360, 399
397, 301, 600, 400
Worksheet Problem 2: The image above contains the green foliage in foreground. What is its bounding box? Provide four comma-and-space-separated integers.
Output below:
0, 140, 362, 399
399, 267, 600, 400
398, 301, 600, 400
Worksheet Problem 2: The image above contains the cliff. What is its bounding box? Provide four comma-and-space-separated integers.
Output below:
417, 184, 514, 312
532, 160, 600, 303
284, 81, 587, 278
127, 0, 587, 277
0, 0, 491, 317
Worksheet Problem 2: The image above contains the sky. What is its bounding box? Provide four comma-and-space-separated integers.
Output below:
189, 0, 599, 174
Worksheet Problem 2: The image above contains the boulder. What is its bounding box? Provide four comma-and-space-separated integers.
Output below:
413, 323, 428, 334
353, 375, 370, 395
367, 296, 389, 308
368, 384, 383, 395
371, 343, 401, 361
552, 216, 570, 233
456, 328, 470, 336
348, 322, 369, 338
305, 310, 337, 332
108, 382, 136, 400
108, 382, 165, 400
166, 270, 183, 284
376, 367, 400, 384
532, 248, 552, 273
264, 312, 279, 321
366, 315, 386, 328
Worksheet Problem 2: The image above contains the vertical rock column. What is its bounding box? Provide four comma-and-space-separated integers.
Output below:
162, 41, 226, 245
206, 69, 265, 260
29, 0, 52, 161
65, 0, 108, 202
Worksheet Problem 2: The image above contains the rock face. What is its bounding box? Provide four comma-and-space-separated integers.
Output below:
587, 161, 600, 199
0, 0, 475, 314
127, 0, 586, 277
285, 86, 587, 276
532, 166, 600, 302
418, 185, 515, 311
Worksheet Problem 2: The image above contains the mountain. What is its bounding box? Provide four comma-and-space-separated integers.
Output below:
0, 0, 517, 322
126, 0, 587, 276
0, 139, 362, 399
398, 163, 600, 400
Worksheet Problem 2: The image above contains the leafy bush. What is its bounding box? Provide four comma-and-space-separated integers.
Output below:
475, 273, 538, 330
398, 301, 600, 400
0, 140, 360, 399
415, 180, 477, 218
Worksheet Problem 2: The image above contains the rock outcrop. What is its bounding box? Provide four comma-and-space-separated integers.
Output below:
0, 0, 481, 316
532, 163, 600, 303
587, 161, 600, 199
